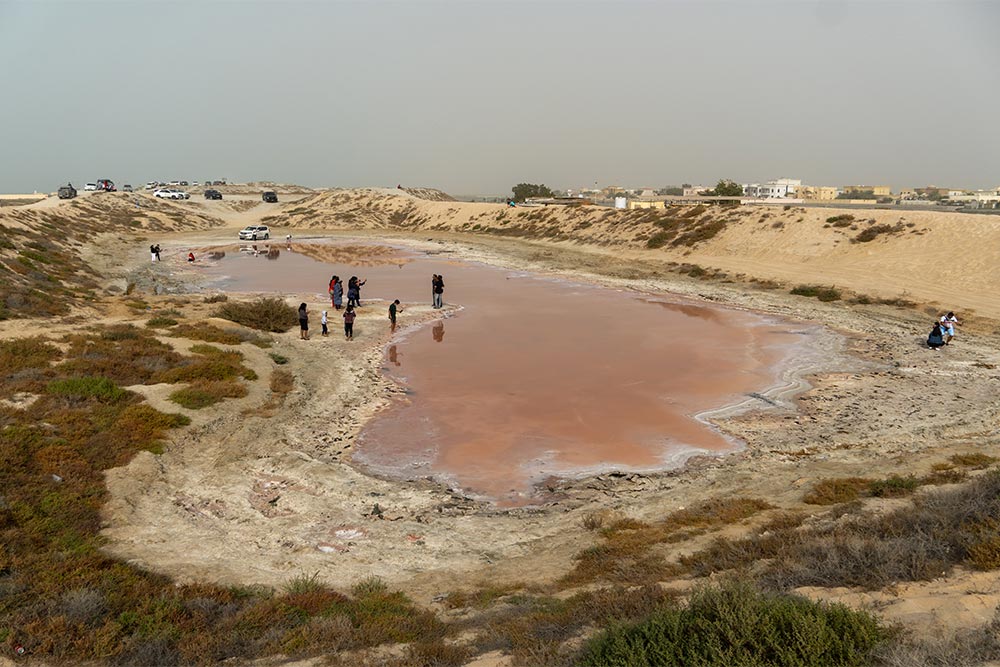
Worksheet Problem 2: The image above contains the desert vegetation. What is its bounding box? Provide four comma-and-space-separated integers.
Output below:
215, 297, 299, 332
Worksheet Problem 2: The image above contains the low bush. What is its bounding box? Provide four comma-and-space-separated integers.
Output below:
146, 316, 178, 328
646, 231, 671, 249
684, 472, 1000, 590
269, 353, 289, 365
203, 294, 229, 303
826, 214, 855, 224
0, 336, 61, 373
869, 475, 921, 498
854, 223, 904, 243
581, 581, 887, 667
169, 380, 248, 409
950, 452, 997, 469
47, 376, 129, 403
804, 477, 872, 505
215, 298, 299, 333
562, 497, 772, 586
790, 285, 842, 302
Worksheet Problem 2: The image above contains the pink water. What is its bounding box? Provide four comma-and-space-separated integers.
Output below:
204, 241, 810, 505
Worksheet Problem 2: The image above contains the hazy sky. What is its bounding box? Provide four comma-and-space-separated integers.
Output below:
1, 0, 998, 194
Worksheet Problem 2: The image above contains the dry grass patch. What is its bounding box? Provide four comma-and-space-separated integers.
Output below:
562, 497, 773, 586
803, 477, 872, 505
950, 452, 997, 469
684, 472, 1000, 591
270, 369, 294, 395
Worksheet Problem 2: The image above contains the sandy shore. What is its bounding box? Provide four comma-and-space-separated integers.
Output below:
68, 224, 1000, 636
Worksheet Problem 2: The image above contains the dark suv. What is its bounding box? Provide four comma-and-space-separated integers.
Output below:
57, 184, 77, 199
262, 191, 278, 203
204, 189, 223, 200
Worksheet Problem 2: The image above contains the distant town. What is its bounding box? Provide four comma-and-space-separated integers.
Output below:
551, 179, 1000, 210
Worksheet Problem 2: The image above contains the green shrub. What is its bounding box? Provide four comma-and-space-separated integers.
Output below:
646, 231, 671, 249
269, 353, 289, 365
804, 477, 872, 505
215, 298, 298, 333
168, 380, 248, 409
790, 285, 842, 302
581, 582, 887, 666
869, 475, 921, 498
47, 376, 129, 403
146, 316, 179, 328
826, 214, 855, 224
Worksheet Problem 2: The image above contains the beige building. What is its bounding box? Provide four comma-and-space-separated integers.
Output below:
842, 185, 891, 197
627, 200, 666, 210
798, 186, 839, 200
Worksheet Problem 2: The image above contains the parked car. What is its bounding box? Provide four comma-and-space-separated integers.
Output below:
122, 184, 134, 192
204, 189, 223, 200
153, 189, 189, 200
180, 181, 189, 186
95, 179, 116, 192
145, 182, 158, 190
57, 184, 77, 199
238, 225, 270, 241
83, 183, 97, 191
262, 191, 278, 203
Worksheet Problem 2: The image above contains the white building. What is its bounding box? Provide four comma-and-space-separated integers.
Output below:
742, 178, 801, 199
682, 185, 709, 197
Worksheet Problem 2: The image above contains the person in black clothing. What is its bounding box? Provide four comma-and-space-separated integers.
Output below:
432, 274, 444, 308
389, 299, 401, 332
154, 244, 161, 262
927, 322, 945, 350
343, 305, 356, 340
298, 302, 309, 340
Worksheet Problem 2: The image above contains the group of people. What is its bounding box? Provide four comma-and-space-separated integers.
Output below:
927, 312, 960, 350
327, 276, 368, 310
299, 302, 358, 341
149, 244, 161, 262
298, 272, 447, 342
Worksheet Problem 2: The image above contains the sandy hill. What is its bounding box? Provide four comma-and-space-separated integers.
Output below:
0, 192, 227, 319
262, 189, 1000, 319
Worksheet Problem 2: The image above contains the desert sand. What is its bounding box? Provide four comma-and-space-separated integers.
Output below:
4, 188, 1000, 663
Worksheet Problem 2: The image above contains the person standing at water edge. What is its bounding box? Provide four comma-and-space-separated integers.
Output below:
343, 306, 356, 340
940, 312, 960, 345
298, 303, 309, 340
332, 276, 343, 310
389, 299, 401, 332
432, 274, 444, 308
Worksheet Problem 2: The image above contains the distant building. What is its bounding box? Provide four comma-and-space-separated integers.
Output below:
843, 185, 891, 197
798, 185, 838, 200
627, 199, 666, 210
897, 188, 917, 200
682, 185, 709, 197
743, 178, 801, 198
601, 185, 625, 198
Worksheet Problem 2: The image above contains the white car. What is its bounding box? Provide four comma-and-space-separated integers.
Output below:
238, 225, 270, 241
145, 182, 158, 190
153, 189, 190, 200
83, 183, 97, 191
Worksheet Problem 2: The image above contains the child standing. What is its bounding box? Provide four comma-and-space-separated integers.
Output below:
343, 306, 356, 340
321, 310, 329, 336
